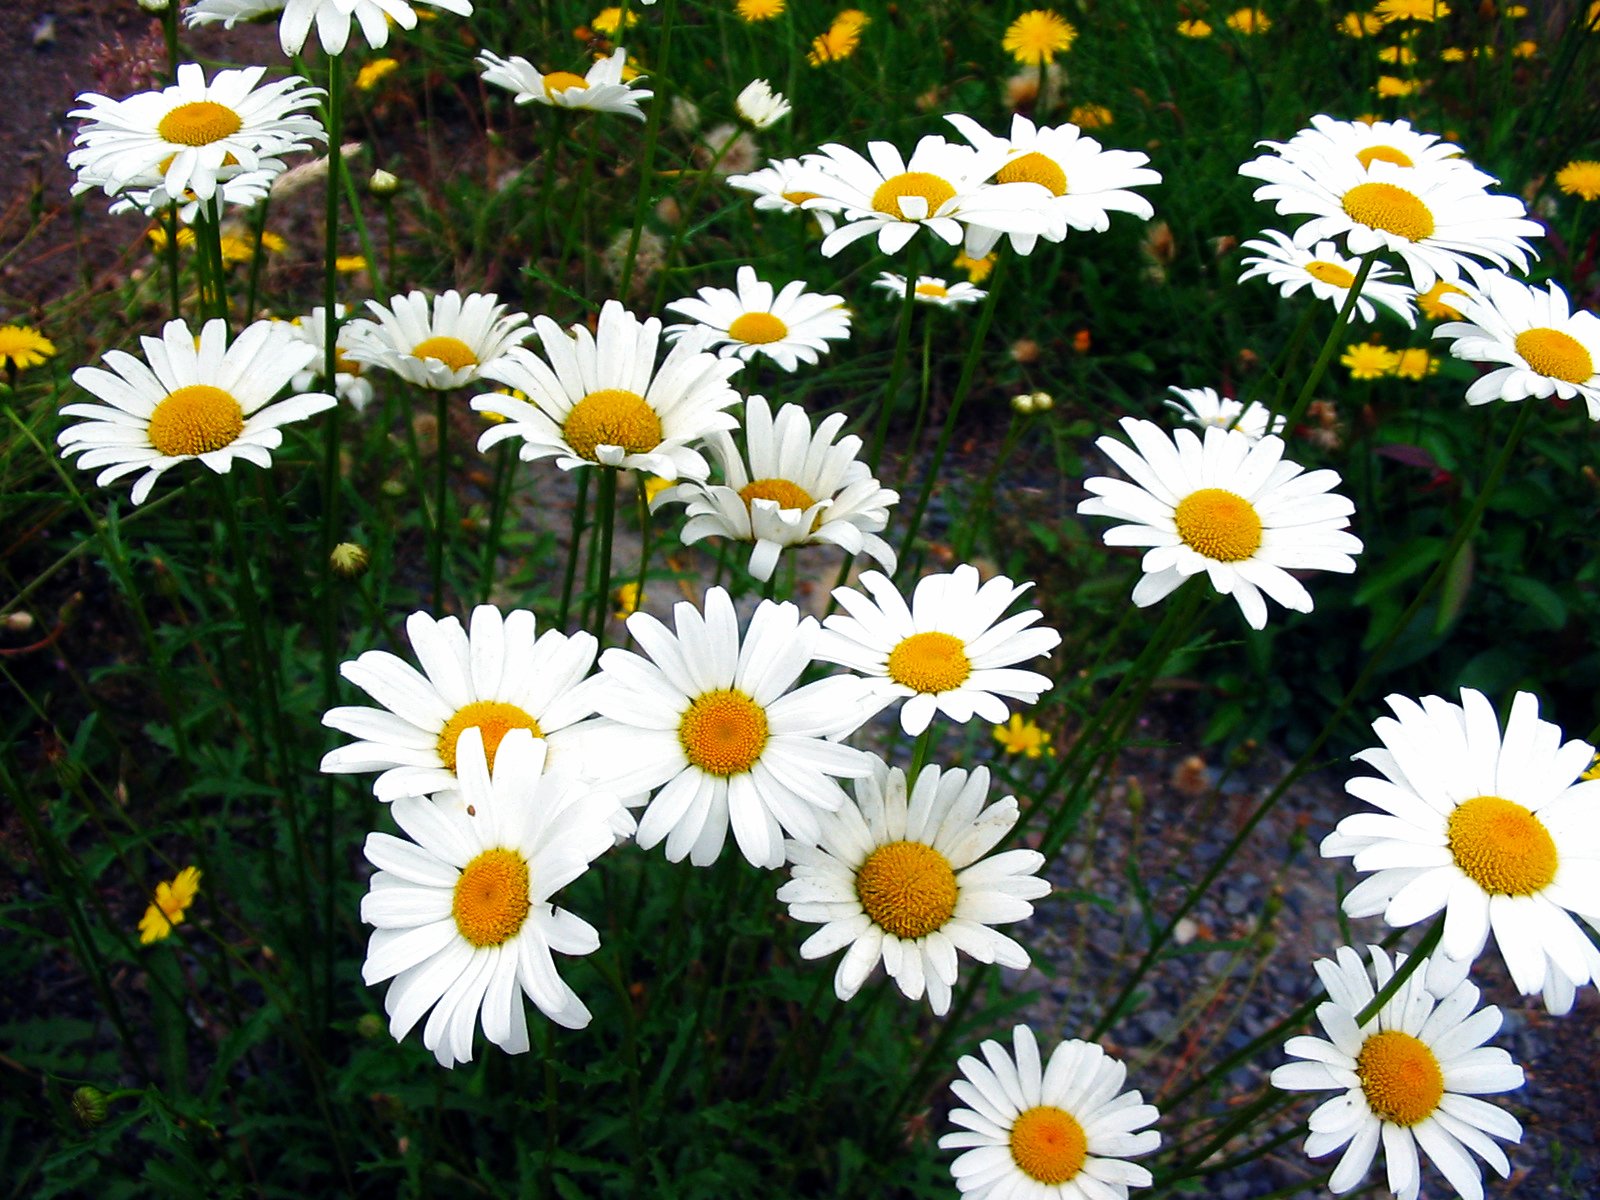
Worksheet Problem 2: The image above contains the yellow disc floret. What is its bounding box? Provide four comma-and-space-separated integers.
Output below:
740, 477, 815, 511
915, 282, 950, 299
437, 701, 543, 773
679, 689, 769, 776
543, 71, 590, 96
411, 335, 478, 372
1356, 1030, 1445, 1126
158, 101, 243, 147
1173, 488, 1263, 563
1356, 145, 1415, 170
872, 172, 957, 220
855, 840, 958, 939
1514, 328, 1594, 384
1447, 795, 1559, 895
1341, 181, 1436, 241
996, 152, 1068, 196
886, 631, 971, 694
728, 312, 789, 344
452, 848, 532, 947
563, 389, 664, 462
1305, 260, 1358, 288
1009, 1105, 1088, 1184
146, 384, 245, 457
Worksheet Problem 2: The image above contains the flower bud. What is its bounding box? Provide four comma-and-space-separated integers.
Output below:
330, 542, 370, 579
72, 1086, 109, 1127
1010, 393, 1036, 415
368, 169, 399, 198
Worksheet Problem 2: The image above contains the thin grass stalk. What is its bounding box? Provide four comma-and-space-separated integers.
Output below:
480, 442, 516, 603
649, 124, 749, 313
241, 196, 273, 325
1281, 252, 1376, 435
866, 250, 923, 476
1260, 299, 1320, 421
1152, 1088, 1295, 1193
556, 468, 591, 626
319, 52, 348, 575
953, 410, 1023, 560
617, 0, 677, 302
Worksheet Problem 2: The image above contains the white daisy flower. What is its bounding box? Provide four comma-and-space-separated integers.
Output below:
939, 1024, 1162, 1200
1433, 271, 1600, 418
735, 79, 791, 129
321, 605, 609, 805
78, 161, 282, 224
477, 46, 653, 122
1239, 141, 1541, 290
1261, 114, 1474, 177
944, 111, 1161, 256
818, 565, 1062, 736
343, 290, 530, 391
58, 317, 334, 505
1163, 385, 1285, 440
662, 266, 851, 372
870, 272, 987, 309
652, 394, 898, 581
777, 759, 1048, 1014
289, 305, 375, 414
790, 134, 1055, 258
187, 0, 473, 57
1272, 944, 1524, 1200
69, 63, 324, 204
1078, 417, 1363, 630
361, 728, 618, 1067
1238, 230, 1418, 327
726, 156, 838, 234
1321, 688, 1600, 1003
471, 300, 742, 481
575, 588, 877, 869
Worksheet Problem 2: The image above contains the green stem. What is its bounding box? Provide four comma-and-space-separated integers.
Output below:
617, 0, 677, 302
557, 469, 591, 628
242, 195, 273, 325
1261, 300, 1320, 423
432, 388, 450, 610
1355, 916, 1444, 1026
895, 316, 936, 492
590, 469, 619, 645
954, 411, 1023, 560
163, 203, 182, 320
867, 251, 923, 476
1282, 252, 1376, 435
481, 442, 516, 603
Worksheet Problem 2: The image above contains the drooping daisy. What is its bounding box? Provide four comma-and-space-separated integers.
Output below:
871, 273, 987, 309
1002, 9, 1077, 65
1433, 271, 1600, 419
69, 64, 324, 204
1238, 230, 1418, 326
477, 46, 653, 121
1163, 385, 1285, 440
818, 565, 1062, 736
574, 589, 876, 869
1078, 417, 1363, 629
1240, 137, 1542, 290
1321, 688, 1600, 1002
663, 266, 850, 372
361, 729, 619, 1067
1260, 114, 1472, 178
289, 305, 375, 414
0, 324, 55, 374
471, 300, 742, 481
726, 156, 838, 234
186, 0, 473, 57
789, 135, 1055, 259
59, 317, 334, 505
943, 113, 1161, 257
321, 605, 607, 803
651, 394, 899, 581
940, 1025, 1162, 1199
1273, 944, 1523, 1200
343, 290, 530, 390
778, 759, 1048, 1013
138, 866, 202, 945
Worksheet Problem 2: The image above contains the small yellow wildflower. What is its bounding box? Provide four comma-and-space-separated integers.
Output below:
1441, 46, 1467, 61
1342, 342, 1400, 380
1390, 348, 1437, 380
1416, 279, 1467, 321
259, 230, 288, 254
735, 0, 785, 21
807, 22, 861, 66
1375, 0, 1450, 21
613, 581, 644, 619
833, 8, 870, 31
993, 714, 1054, 759
1378, 45, 1417, 64
146, 224, 196, 252
1512, 40, 1537, 58
138, 866, 201, 945
1336, 11, 1383, 35
1002, 9, 1078, 65
1556, 160, 1600, 202
1503, 2, 1527, 13
335, 254, 369, 273
0, 324, 55, 373
1177, 18, 1213, 36
1069, 103, 1113, 128
355, 57, 400, 91
1225, 8, 1271, 34
953, 249, 996, 284
591, 6, 638, 35
1375, 75, 1423, 96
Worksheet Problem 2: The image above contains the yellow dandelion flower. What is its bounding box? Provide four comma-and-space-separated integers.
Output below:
1502, 2, 1527, 14
1376, 0, 1450, 21
1069, 103, 1113, 128
1390, 347, 1438, 380
591, 6, 639, 35
356, 57, 400, 91
953, 249, 996, 283
335, 254, 369, 273
1375, 74, 1423, 96
1378, 44, 1417, 63
1441, 46, 1467, 61
1002, 9, 1078, 65
1336, 11, 1383, 35
0, 324, 55, 373
1416, 279, 1467, 321
807, 22, 861, 66
1342, 342, 1400, 380
259, 230, 288, 254
833, 8, 871, 31
146, 225, 196, 252
993, 713, 1054, 759
1177, 18, 1213, 36
1225, 8, 1272, 34
138, 866, 201, 945
1556, 160, 1600, 202
735, 0, 785, 20
218, 234, 257, 264
1512, 39, 1537, 58
613, 581, 644, 619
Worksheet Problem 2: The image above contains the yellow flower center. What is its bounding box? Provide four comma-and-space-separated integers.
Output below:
146, 384, 245, 457
543, 71, 590, 96
886, 631, 971, 694
157, 100, 244, 147
872, 171, 957, 220
411, 335, 478, 372
451, 848, 532, 948
1356, 144, 1415, 170
855, 840, 958, 939
1514, 327, 1594, 384
1305, 260, 1358, 287
436, 701, 543, 774
562, 388, 664, 462
1447, 795, 1559, 895
727, 312, 789, 344
1341, 181, 1436, 241
996, 151, 1068, 196
1173, 488, 1263, 562
1356, 1030, 1444, 1126
914, 282, 950, 298
1009, 1105, 1088, 1184
781, 190, 820, 205
678, 689, 769, 776
740, 477, 815, 511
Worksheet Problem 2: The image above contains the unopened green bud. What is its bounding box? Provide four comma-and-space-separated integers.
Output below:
368, 169, 400, 198
330, 542, 370, 579
72, 1086, 109, 1127
1010, 393, 1036, 415
1029, 391, 1054, 412
356, 1013, 384, 1040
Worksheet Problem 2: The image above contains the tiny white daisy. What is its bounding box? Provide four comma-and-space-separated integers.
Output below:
1238, 230, 1418, 326
939, 1024, 1162, 1200
187, 0, 473, 57
1433, 270, 1600, 418
478, 46, 653, 121
726, 156, 838, 234
471, 299, 742, 481
777, 759, 1048, 1014
1272, 944, 1524, 1200
663, 266, 851, 372
1321, 688, 1600, 1002
1162, 385, 1285, 440
1078, 417, 1363, 629
361, 728, 618, 1067
289, 305, 375, 414
652, 394, 898, 581
734, 79, 791, 129
59, 317, 334, 505
818, 564, 1062, 736
343, 290, 530, 391
871, 272, 987, 309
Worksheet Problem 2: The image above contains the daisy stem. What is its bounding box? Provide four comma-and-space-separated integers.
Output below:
1261, 300, 1320, 423
556, 469, 591, 628
867, 250, 923, 477
649, 124, 746, 314
953, 410, 1024, 560
320, 52, 346, 575
894, 316, 936, 493
617, 0, 678, 304
241, 195, 273, 326
590, 468, 620, 645
480, 442, 516, 603
907, 725, 938, 781
1354, 914, 1444, 1026
1281, 251, 1377, 436
633, 480, 652, 617
163, 203, 181, 321
432, 388, 450, 610
1150, 1087, 1296, 1193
